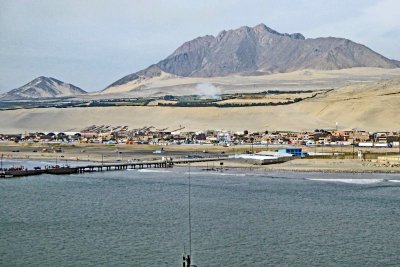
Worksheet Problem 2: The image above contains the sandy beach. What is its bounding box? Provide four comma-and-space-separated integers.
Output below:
184, 158, 400, 174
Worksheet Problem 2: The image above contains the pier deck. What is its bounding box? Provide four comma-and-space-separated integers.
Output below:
76, 157, 225, 173
0, 157, 226, 178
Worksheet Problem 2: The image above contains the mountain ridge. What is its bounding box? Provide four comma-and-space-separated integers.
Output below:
0, 76, 86, 100
105, 23, 399, 91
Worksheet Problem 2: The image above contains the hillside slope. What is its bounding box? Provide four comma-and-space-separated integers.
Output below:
1, 77, 400, 133
1, 76, 86, 100
104, 23, 399, 93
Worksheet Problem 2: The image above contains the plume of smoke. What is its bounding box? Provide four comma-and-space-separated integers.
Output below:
195, 83, 221, 99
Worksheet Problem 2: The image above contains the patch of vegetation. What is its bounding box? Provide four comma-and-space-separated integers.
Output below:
158, 98, 304, 107
0, 89, 327, 110
87, 98, 152, 107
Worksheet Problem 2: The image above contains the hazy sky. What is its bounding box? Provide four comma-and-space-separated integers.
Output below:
1, 0, 399, 93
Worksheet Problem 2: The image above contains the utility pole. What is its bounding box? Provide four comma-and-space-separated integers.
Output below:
352, 129, 355, 159
398, 136, 400, 155
188, 162, 192, 257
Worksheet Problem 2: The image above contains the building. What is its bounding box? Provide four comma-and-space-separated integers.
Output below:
276, 147, 304, 157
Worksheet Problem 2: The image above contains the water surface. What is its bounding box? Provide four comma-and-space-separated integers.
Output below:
1, 164, 400, 266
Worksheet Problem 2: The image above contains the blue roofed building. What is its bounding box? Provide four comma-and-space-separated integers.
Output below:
276, 147, 305, 157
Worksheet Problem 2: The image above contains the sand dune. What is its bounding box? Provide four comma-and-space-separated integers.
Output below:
1, 71, 400, 133
0, 105, 324, 133
296, 77, 400, 130
96, 68, 400, 98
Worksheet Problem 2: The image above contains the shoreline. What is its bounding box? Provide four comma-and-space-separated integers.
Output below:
176, 164, 400, 174
177, 157, 400, 174
1, 143, 400, 175
3, 156, 400, 175
184, 166, 400, 174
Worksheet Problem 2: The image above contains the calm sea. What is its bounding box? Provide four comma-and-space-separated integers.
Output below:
1, 161, 400, 266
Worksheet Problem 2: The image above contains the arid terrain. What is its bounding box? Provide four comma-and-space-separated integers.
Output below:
94, 67, 400, 98
1, 68, 400, 133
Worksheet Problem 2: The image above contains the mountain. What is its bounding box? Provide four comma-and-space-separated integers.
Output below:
106, 23, 400, 90
1, 76, 86, 100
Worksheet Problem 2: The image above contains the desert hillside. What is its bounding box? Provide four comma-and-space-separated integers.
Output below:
0, 76, 399, 133
103, 23, 399, 94
96, 67, 400, 98
296, 76, 400, 130
1, 76, 86, 100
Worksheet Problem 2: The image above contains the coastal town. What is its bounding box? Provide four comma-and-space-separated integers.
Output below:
2, 125, 400, 174
2, 1, 400, 266
1, 125, 400, 148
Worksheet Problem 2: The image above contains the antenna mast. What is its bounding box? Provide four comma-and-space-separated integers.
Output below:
188, 162, 192, 257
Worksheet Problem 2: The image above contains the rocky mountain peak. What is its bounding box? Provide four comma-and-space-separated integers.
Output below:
253, 23, 277, 34
104, 23, 399, 90
1, 76, 86, 100
250, 23, 305, 39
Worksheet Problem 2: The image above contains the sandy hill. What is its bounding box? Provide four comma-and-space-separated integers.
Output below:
1, 76, 86, 100
1, 76, 400, 133
96, 67, 400, 98
102, 23, 400, 95
296, 76, 400, 130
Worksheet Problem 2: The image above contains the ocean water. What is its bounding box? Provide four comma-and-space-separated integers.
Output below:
1, 163, 400, 266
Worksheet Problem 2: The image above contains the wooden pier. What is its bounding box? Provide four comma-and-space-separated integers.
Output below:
1, 157, 226, 178
76, 157, 225, 173
76, 160, 172, 173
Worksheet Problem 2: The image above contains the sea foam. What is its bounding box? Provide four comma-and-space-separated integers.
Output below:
137, 169, 171, 173
307, 178, 384, 184
185, 172, 246, 177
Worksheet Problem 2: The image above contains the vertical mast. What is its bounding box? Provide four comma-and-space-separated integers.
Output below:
188, 162, 192, 257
